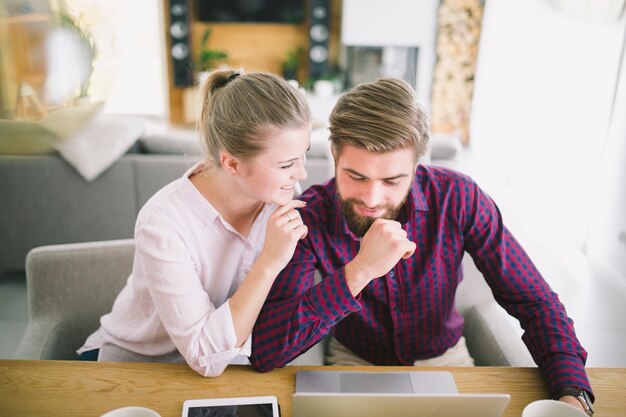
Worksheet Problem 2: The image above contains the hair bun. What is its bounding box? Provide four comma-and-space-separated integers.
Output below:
226, 72, 240, 83
208, 71, 240, 93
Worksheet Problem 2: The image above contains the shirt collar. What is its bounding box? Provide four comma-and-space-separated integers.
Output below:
178, 161, 220, 226
179, 161, 276, 235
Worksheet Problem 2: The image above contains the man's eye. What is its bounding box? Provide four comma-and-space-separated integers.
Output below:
350, 176, 366, 182
384, 180, 400, 186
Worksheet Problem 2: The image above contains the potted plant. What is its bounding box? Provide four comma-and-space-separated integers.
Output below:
196, 28, 228, 84
281, 46, 304, 80
307, 68, 344, 97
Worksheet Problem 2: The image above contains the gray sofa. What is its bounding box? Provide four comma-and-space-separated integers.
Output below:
0, 131, 333, 281
15, 238, 534, 367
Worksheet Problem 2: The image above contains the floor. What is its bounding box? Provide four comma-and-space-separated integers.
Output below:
0, 273, 28, 358
1, 148, 625, 366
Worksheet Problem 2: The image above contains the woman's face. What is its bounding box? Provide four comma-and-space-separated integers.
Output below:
237, 124, 311, 206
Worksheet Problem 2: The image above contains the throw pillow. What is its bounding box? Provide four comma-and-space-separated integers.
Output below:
0, 120, 58, 155
39, 102, 104, 140
53, 113, 145, 181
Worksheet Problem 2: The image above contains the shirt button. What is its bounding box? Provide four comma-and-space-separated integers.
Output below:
243, 268, 250, 274
390, 271, 395, 277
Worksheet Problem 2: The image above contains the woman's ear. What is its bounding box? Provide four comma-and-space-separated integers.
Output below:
220, 151, 240, 176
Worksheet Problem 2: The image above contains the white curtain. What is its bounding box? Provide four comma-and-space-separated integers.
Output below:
469, 0, 626, 280
586, 26, 626, 282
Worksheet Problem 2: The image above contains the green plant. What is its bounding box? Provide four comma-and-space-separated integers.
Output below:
281, 46, 304, 78
196, 28, 228, 71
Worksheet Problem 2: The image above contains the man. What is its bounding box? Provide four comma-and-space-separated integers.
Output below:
250, 78, 594, 415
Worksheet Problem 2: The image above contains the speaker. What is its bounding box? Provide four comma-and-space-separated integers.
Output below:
308, 0, 330, 79
167, 0, 193, 87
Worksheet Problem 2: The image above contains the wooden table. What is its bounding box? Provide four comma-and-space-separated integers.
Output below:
0, 361, 623, 417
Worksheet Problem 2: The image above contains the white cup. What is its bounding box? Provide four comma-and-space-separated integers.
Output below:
522, 400, 588, 417
100, 406, 161, 417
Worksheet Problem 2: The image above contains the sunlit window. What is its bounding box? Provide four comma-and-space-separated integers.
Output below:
61, 0, 166, 116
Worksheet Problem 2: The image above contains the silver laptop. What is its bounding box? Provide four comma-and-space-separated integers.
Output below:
293, 370, 510, 417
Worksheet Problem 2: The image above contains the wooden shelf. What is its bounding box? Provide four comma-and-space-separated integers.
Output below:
1, 11, 52, 118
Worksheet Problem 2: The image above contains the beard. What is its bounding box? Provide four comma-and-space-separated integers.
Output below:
339, 192, 409, 237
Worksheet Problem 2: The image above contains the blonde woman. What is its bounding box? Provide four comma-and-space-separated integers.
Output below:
78, 70, 311, 377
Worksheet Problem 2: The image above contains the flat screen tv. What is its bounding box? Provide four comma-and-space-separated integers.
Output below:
196, 0, 305, 23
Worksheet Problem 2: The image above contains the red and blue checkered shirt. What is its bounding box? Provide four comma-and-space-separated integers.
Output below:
251, 165, 592, 398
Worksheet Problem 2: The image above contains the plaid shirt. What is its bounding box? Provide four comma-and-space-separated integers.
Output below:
251, 165, 592, 398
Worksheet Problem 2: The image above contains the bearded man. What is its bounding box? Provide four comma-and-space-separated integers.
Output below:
250, 78, 594, 415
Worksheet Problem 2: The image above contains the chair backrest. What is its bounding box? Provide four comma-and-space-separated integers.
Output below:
20, 239, 135, 359
456, 255, 534, 366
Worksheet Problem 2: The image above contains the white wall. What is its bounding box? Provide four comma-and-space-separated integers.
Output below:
341, 0, 439, 107
469, 0, 626, 281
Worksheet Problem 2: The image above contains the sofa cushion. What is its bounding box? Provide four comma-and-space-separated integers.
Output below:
0, 120, 57, 155
139, 128, 203, 155
133, 155, 197, 207
0, 103, 103, 156
0, 155, 138, 276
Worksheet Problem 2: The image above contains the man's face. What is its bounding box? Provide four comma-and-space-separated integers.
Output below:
335, 145, 416, 237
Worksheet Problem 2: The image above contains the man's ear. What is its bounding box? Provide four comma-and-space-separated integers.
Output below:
220, 151, 240, 176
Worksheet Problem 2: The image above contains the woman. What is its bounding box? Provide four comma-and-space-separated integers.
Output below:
78, 70, 311, 377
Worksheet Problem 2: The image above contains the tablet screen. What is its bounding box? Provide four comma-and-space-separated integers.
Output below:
182, 396, 279, 417
187, 403, 274, 417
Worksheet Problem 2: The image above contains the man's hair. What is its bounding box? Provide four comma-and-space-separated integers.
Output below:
328, 78, 430, 163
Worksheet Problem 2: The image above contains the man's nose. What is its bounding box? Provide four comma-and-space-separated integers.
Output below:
360, 182, 383, 208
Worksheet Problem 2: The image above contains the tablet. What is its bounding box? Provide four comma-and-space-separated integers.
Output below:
182, 396, 280, 417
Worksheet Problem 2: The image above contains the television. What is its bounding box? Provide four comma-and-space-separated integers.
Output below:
196, 0, 306, 23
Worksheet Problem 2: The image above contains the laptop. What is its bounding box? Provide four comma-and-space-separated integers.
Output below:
292, 370, 510, 417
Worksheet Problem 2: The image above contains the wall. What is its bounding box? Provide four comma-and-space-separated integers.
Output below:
340, 0, 438, 108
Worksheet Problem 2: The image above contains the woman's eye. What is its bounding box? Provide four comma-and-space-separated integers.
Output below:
280, 162, 295, 169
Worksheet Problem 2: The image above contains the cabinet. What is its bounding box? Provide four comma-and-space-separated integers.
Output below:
163, 1, 343, 125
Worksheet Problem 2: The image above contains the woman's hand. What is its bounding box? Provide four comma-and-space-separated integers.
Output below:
257, 200, 308, 275
230, 200, 307, 346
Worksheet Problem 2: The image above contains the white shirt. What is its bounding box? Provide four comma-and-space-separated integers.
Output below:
79, 162, 275, 377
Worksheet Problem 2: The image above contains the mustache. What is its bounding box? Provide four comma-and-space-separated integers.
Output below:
339, 197, 401, 237
342, 198, 395, 212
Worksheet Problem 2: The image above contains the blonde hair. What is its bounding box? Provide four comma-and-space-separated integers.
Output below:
198, 69, 311, 164
328, 78, 430, 163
